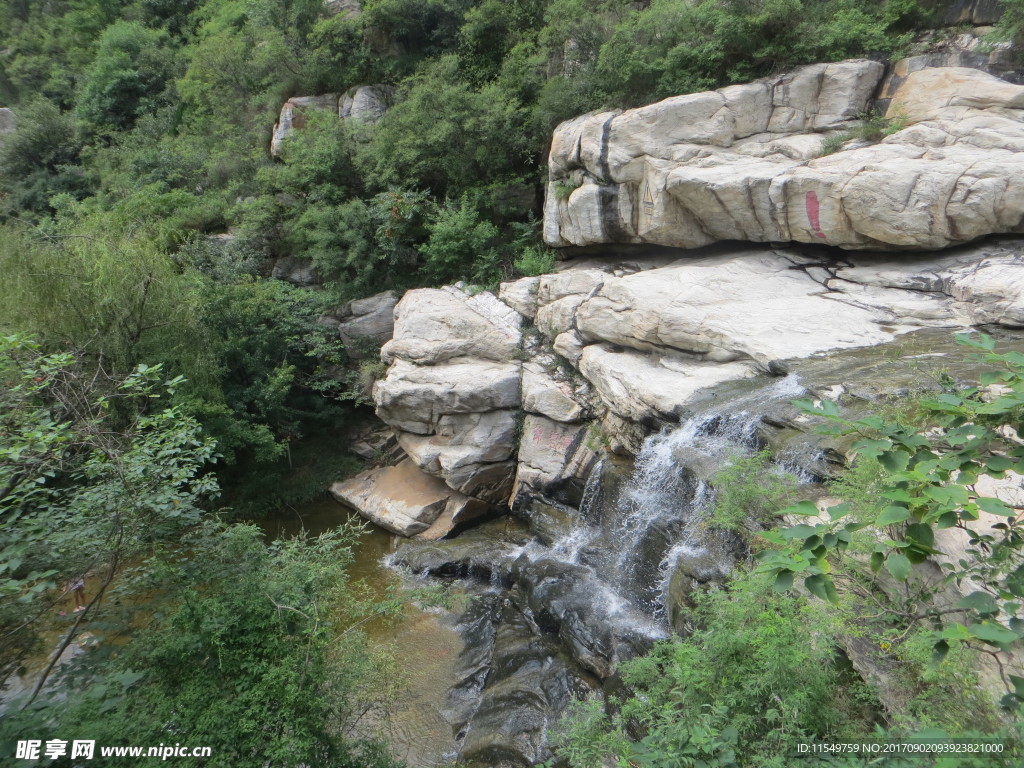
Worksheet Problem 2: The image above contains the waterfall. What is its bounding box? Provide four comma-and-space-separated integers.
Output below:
544, 374, 808, 620
385, 373, 815, 766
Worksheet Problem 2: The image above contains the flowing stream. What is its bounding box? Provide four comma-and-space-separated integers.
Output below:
516, 373, 808, 624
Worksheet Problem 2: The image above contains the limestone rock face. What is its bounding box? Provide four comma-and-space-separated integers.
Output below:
498, 277, 540, 319
374, 359, 521, 435
319, 290, 398, 357
397, 410, 519, 504
876, 33, 1020, 107
510, 415, 596, 508
374, 286, 524, 504
330, 459, 487, 538
270, 94, 339, 157
382, 287, 522, 365
544, 63, 1024, 252
353, 237, 1024, 530
324, 0, 360, 18
339, 84, 392, 122
578, 347, 758, 425
0, 108, 15, 140
521, 361, 584, 423
939, 0, 1002, 25
270, 84, 391, 157
520, 241, 1024, 427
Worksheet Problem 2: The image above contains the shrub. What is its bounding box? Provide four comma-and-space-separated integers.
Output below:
707, 450, 800, 533
513, 244, 556, 276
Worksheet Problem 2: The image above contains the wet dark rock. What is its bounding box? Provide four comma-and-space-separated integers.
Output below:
457, 591, 592, 768
509, 496, 577, 546
510, 557, 655, 679
445, 593, 502, 737
391, 524, 531, 584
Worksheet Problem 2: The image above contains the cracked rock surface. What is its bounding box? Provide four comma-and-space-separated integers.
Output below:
503, 238, 1024, 427
544, 62, 1024, 251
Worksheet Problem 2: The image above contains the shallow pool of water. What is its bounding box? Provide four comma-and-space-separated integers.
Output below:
264, 496, 464, 768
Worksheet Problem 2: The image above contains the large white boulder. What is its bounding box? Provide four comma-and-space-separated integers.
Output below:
544, 64, 1024, 252
373, 359, 521, 435
330, 459, 488, 538
381, 287, 522, 365
270, 84, 392, 157
374, 286, 525, 503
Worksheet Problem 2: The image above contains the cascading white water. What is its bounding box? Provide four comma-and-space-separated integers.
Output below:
546, 374, 809, 620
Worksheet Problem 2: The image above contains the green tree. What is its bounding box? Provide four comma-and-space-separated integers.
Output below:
0, 215, 201, 372
357, 55, 529, 197
3, 522, 407, 768
0, 338, 408, 767
76, 20, 178, 134
418, 194, 501, 284
0, 336, 218, 685
0, 99, 86, 219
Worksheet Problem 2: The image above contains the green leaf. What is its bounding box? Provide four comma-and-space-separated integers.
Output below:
780, 524, 818, 540
881, 489, 914, 503
778, 500, 820, 517
886, 553, 912, 582
1010, 675, 1024, 698
826, 502, 852, 520
818, 399, 841, 418
955, 332, 995, 351
823, 576, 839, 605
879, 450, 910, 472
931, 639, 950, 665
984, 455, 1015, 473
924, 485, 969, 508
757, 530, 787, 546
905, 523, 935, 548
876, 506, 911, 526
976, 497, 1015, 517
854, 438, 892, 458
940, 624, 973, 641
1007, 564, 1024, 597
956, 591, 999, 616
870, 551, 884, 573
773, 570, 794, 593
968, 622, 1019, 645
804, 574, 829, 602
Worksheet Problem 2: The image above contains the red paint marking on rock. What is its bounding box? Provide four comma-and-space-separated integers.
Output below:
805, 191, 827, 239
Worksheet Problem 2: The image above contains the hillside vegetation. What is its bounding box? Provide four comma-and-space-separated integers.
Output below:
2, 2, 1020, 766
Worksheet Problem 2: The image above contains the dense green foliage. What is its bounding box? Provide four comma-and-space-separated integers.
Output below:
762, 335, 1024, 684
707, 450, 799, 533
0, 338, 217, 682
0, 338, 406, 766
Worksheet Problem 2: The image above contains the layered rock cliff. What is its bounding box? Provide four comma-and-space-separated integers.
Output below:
543, 63, 1024, 251
324, 56, 1024, 767
330, 61, 1024, 537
